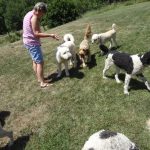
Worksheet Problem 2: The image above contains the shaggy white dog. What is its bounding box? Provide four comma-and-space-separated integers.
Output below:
56, 34, 77, 78
103, 49, 150, 95
91, 24, 117, 51
56, 46, 72, 78
62, 33, 77, 67
82, 130, 139, 150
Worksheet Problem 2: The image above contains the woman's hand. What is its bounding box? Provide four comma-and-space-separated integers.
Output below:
50, 34, 60, 40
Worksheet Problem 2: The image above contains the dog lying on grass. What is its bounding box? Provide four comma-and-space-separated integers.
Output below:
79, 24, 92, 67
82, 129, 139, 150
56, 34, 76, 78
103, 47, 150, 95
0, 111, 13, 146
91, 23, 117, 55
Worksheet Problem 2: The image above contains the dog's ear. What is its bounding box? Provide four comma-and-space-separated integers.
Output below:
97, 35, 101, 44
141, 51, 150, 65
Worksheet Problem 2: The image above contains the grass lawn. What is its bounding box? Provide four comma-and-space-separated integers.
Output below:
0, 1, 150, 150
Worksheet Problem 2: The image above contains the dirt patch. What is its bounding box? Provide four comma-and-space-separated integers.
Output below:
12, 104, 49, 134
0, 104, 49, 147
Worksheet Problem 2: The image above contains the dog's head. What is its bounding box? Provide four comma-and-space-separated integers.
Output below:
91, 34, 100, 44
56, 46, 72, 62
141, 51, 150, 65
79, 48, 89, 57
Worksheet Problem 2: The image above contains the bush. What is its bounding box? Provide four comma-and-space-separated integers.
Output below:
46, 0, 80, 28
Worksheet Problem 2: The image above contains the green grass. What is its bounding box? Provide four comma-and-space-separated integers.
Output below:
0, 1, 150, 150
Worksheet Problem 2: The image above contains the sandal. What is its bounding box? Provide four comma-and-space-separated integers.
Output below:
40, 82, 49, 88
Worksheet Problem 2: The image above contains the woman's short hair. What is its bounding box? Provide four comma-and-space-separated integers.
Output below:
34, 2, 47, 13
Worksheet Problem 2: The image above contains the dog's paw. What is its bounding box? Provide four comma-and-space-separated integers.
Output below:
145, 81, 150, 91
57, 74, 61, 78
82, 63, 87, 68
8, 141, 13, 147
124, 91, 129, 95
103, 76, 108, 79
66, 72, 70, 77
116, 80, 121, 84
69, 62, 73, 66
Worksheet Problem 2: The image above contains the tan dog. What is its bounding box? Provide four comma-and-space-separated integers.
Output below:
91, 23, 117, 49
79, 24, 92, 67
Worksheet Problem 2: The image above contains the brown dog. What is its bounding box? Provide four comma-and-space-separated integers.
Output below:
79, 24, 92, 67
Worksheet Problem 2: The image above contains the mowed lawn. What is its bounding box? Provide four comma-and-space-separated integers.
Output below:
0, 1, 150, 150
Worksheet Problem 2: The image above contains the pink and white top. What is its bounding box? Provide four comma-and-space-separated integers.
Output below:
23, 11, 41, 46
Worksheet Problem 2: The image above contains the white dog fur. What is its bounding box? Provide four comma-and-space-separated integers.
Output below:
103, 49, 150, 95
91, 23, 117, 49
56, 34, 77, 77
82, 129, 139, 150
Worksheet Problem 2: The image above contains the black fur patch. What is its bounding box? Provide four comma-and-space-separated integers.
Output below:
99, 44, 109, 55
140, 51, 150, 65
129, 144, 139, 150
112, 52, 133, 74
99, 130, 117, 139
89, 148, 94, 150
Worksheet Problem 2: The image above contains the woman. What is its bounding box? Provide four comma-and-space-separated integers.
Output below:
23, 2, 59, 88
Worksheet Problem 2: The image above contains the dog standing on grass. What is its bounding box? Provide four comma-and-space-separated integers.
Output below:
91, 23, 117, 55
82, 129, 139, 150
79, 24, 92, 67
103, 48, 150, 95
56, 34, 76, 78
0, 111, 13, 146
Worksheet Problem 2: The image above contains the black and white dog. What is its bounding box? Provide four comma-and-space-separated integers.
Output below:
82, 129, 139, 150
103, 49, 150, 95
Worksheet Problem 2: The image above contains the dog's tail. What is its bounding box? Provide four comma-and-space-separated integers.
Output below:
84, 24, 92, 40
112, 23, 116, 30
63, 33, 75, 43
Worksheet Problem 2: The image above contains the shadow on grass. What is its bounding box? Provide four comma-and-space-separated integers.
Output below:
0, 111, 11, 127
0, 111, 31, 150
0, 134, 31, 150
77, 53, 97, 69
46, 67, 85, 83
87, 54, 97, 69
106, 73, 148, 91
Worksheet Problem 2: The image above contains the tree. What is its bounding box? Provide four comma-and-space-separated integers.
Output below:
0, 0, 7, 34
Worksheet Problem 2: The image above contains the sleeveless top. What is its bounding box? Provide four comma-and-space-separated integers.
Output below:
23, 10, 41, 46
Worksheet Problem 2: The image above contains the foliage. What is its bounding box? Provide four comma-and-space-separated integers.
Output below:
46, 0, 80, 28
0, 0, 123, 35
0, 0, 149, 35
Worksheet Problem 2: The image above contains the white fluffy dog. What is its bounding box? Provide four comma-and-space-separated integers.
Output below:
91, 24, 117, 50
82, 130, 139, 150
103, 49, 150, 95
56, 34, 77, 77
56, 46, 72, 78
62, 33, 77, 67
